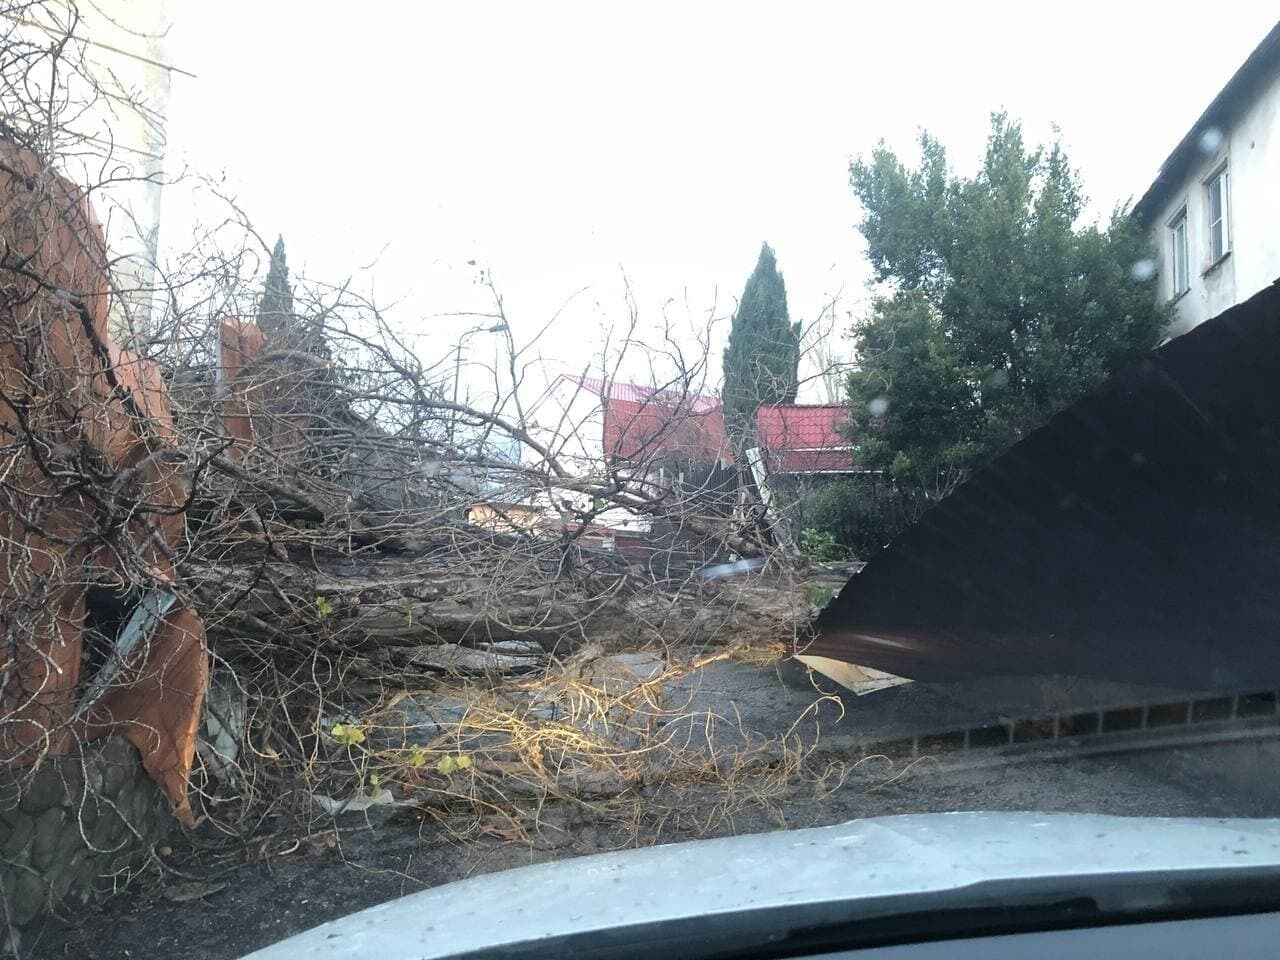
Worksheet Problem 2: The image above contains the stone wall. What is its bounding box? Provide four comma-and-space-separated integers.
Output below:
0, 737, 171, 931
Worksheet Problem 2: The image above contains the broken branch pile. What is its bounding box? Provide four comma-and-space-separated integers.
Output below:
152, 291, 812, 836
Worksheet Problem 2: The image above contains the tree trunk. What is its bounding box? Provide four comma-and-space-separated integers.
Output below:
184, 549, 806, 671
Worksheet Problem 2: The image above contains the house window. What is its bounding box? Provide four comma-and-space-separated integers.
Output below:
1206, 165, 1230, 264
1169, 209, 1189, 297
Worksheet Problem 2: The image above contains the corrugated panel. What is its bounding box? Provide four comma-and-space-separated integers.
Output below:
604, 397, 733, 464
756, 404, 856, 472
805, 280, 1280, 692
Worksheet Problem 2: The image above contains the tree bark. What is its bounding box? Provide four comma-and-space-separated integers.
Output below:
185, 549, 805, 666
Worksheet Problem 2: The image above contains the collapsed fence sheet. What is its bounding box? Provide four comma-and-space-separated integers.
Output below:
805, 279, 1280, 692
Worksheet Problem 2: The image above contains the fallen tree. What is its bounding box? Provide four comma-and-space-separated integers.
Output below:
0, 7, 830, 935
190, 548, 803, 658
140, 231, 815, 834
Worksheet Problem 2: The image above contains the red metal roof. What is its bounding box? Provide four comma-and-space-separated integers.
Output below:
604, 396, 732, 464
755, 404, 856, 473
555, 376, 732, 465
574, 376, 721, 414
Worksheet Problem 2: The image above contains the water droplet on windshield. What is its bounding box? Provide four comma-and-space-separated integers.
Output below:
867, 396, 889, 416
1129, 258, 1156, 282
1199, 127, 1224, 153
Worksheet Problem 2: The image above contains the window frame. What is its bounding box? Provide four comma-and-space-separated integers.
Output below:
1204, 162, 1231, 268
1167, 205, 1190, 299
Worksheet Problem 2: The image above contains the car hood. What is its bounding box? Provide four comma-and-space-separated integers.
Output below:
243, 812, 1280, 959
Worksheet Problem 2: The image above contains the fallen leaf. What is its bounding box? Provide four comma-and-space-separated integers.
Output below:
436, 753, 472, 775
330, 723, 365, 746
311, 789, 411, 815
163, 880, 228, 903
304, 834, 338, 855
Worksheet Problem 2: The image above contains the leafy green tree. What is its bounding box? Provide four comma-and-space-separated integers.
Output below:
846, 113, 1167, 500
722, 243, 802, 454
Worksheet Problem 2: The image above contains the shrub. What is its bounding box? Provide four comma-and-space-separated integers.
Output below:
799, 527, 846, 563
792, 476, 921, 561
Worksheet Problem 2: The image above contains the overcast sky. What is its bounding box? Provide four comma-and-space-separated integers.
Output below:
162, 2, 1278, 399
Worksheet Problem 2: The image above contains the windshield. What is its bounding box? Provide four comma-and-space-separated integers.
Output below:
3, 2, 1280, 958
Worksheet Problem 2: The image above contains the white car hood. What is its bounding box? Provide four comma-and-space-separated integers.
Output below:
244, 812, 1280, 959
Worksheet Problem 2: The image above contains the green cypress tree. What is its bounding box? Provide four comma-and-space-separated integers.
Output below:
256, 235, 329, 360
257, 235, 294, 338
722, 243, 802, 454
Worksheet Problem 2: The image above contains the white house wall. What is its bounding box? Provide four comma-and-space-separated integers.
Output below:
1151, 58, 1280, 337
9, 1, 174, 339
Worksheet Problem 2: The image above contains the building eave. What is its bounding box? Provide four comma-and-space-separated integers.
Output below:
1131, 19, 1280, 224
